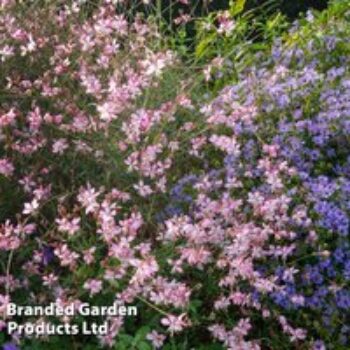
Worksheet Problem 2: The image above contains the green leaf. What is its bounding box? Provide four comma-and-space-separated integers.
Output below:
198, 344, 224, 350
114, 342, 128, 350
230, 0, 246, 16
134, 326, 151, 343
137, 341, 152, 350
118, 334, 134, 345
195, 33, 216, 59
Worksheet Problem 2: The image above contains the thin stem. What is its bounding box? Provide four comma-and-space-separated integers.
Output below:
5, 250, 14, 296
136, 295, 169, 316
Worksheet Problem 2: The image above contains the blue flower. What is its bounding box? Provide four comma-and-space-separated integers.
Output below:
3, 343, 19, 350
335, 290, 350, 309
343, 260, 350, 280
42, 245, 55, 266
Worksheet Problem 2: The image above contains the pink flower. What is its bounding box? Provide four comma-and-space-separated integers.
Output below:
0, 44, 14, 61
142, 52, 173, 77
0, 158, 14, 177
83, 247, 96, 265
23, 198, 39, 215
263, 144, 279, 158
150, 278, 191, 308
161, 313, 189, 335
0, 221, 21, 250
180, 246, 211, 267
56, 217, 81, 235
208, 324, 227, 342
80, 74, 101, 95
133, 181, 153, 197
54, 244, 79, 268
98, 316, 123, 347
77, 184, 100, 214
27, 106, 42, 131
119, 212, 143, 236
130, 256, 159, 284
20, 33, 37, 56
209, 135, 240, 155
97, 101, 118, 122
0, 294, 10, 316
42, 273, 58, 287
217, 12, 235, 35
52, 138, 69, 154
0, 108, 16, 127
289, 328, 307, 342
146, 330, 166, 348
233, 318, 252, 337
84, 279, 103, 297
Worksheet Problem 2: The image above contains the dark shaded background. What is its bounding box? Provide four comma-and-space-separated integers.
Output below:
198, 0, 328, 19
120, 0, 329, 51
128, 0, 328, 20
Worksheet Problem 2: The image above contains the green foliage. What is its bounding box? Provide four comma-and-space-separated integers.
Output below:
229, 0, 247, 16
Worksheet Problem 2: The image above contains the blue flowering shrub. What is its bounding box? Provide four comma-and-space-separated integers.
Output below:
163, 2, 350, 349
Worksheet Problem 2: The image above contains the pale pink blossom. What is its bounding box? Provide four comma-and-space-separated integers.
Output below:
56, 217, 81, 235
23, 198, 40, 215
54, 244, 79, 268
0, 158, 14, 177
77, 184, 100, 214
84, 279, 103, 296
146, 330, 166, 348
52, 138, 69, 154
161, 313, 189, 335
